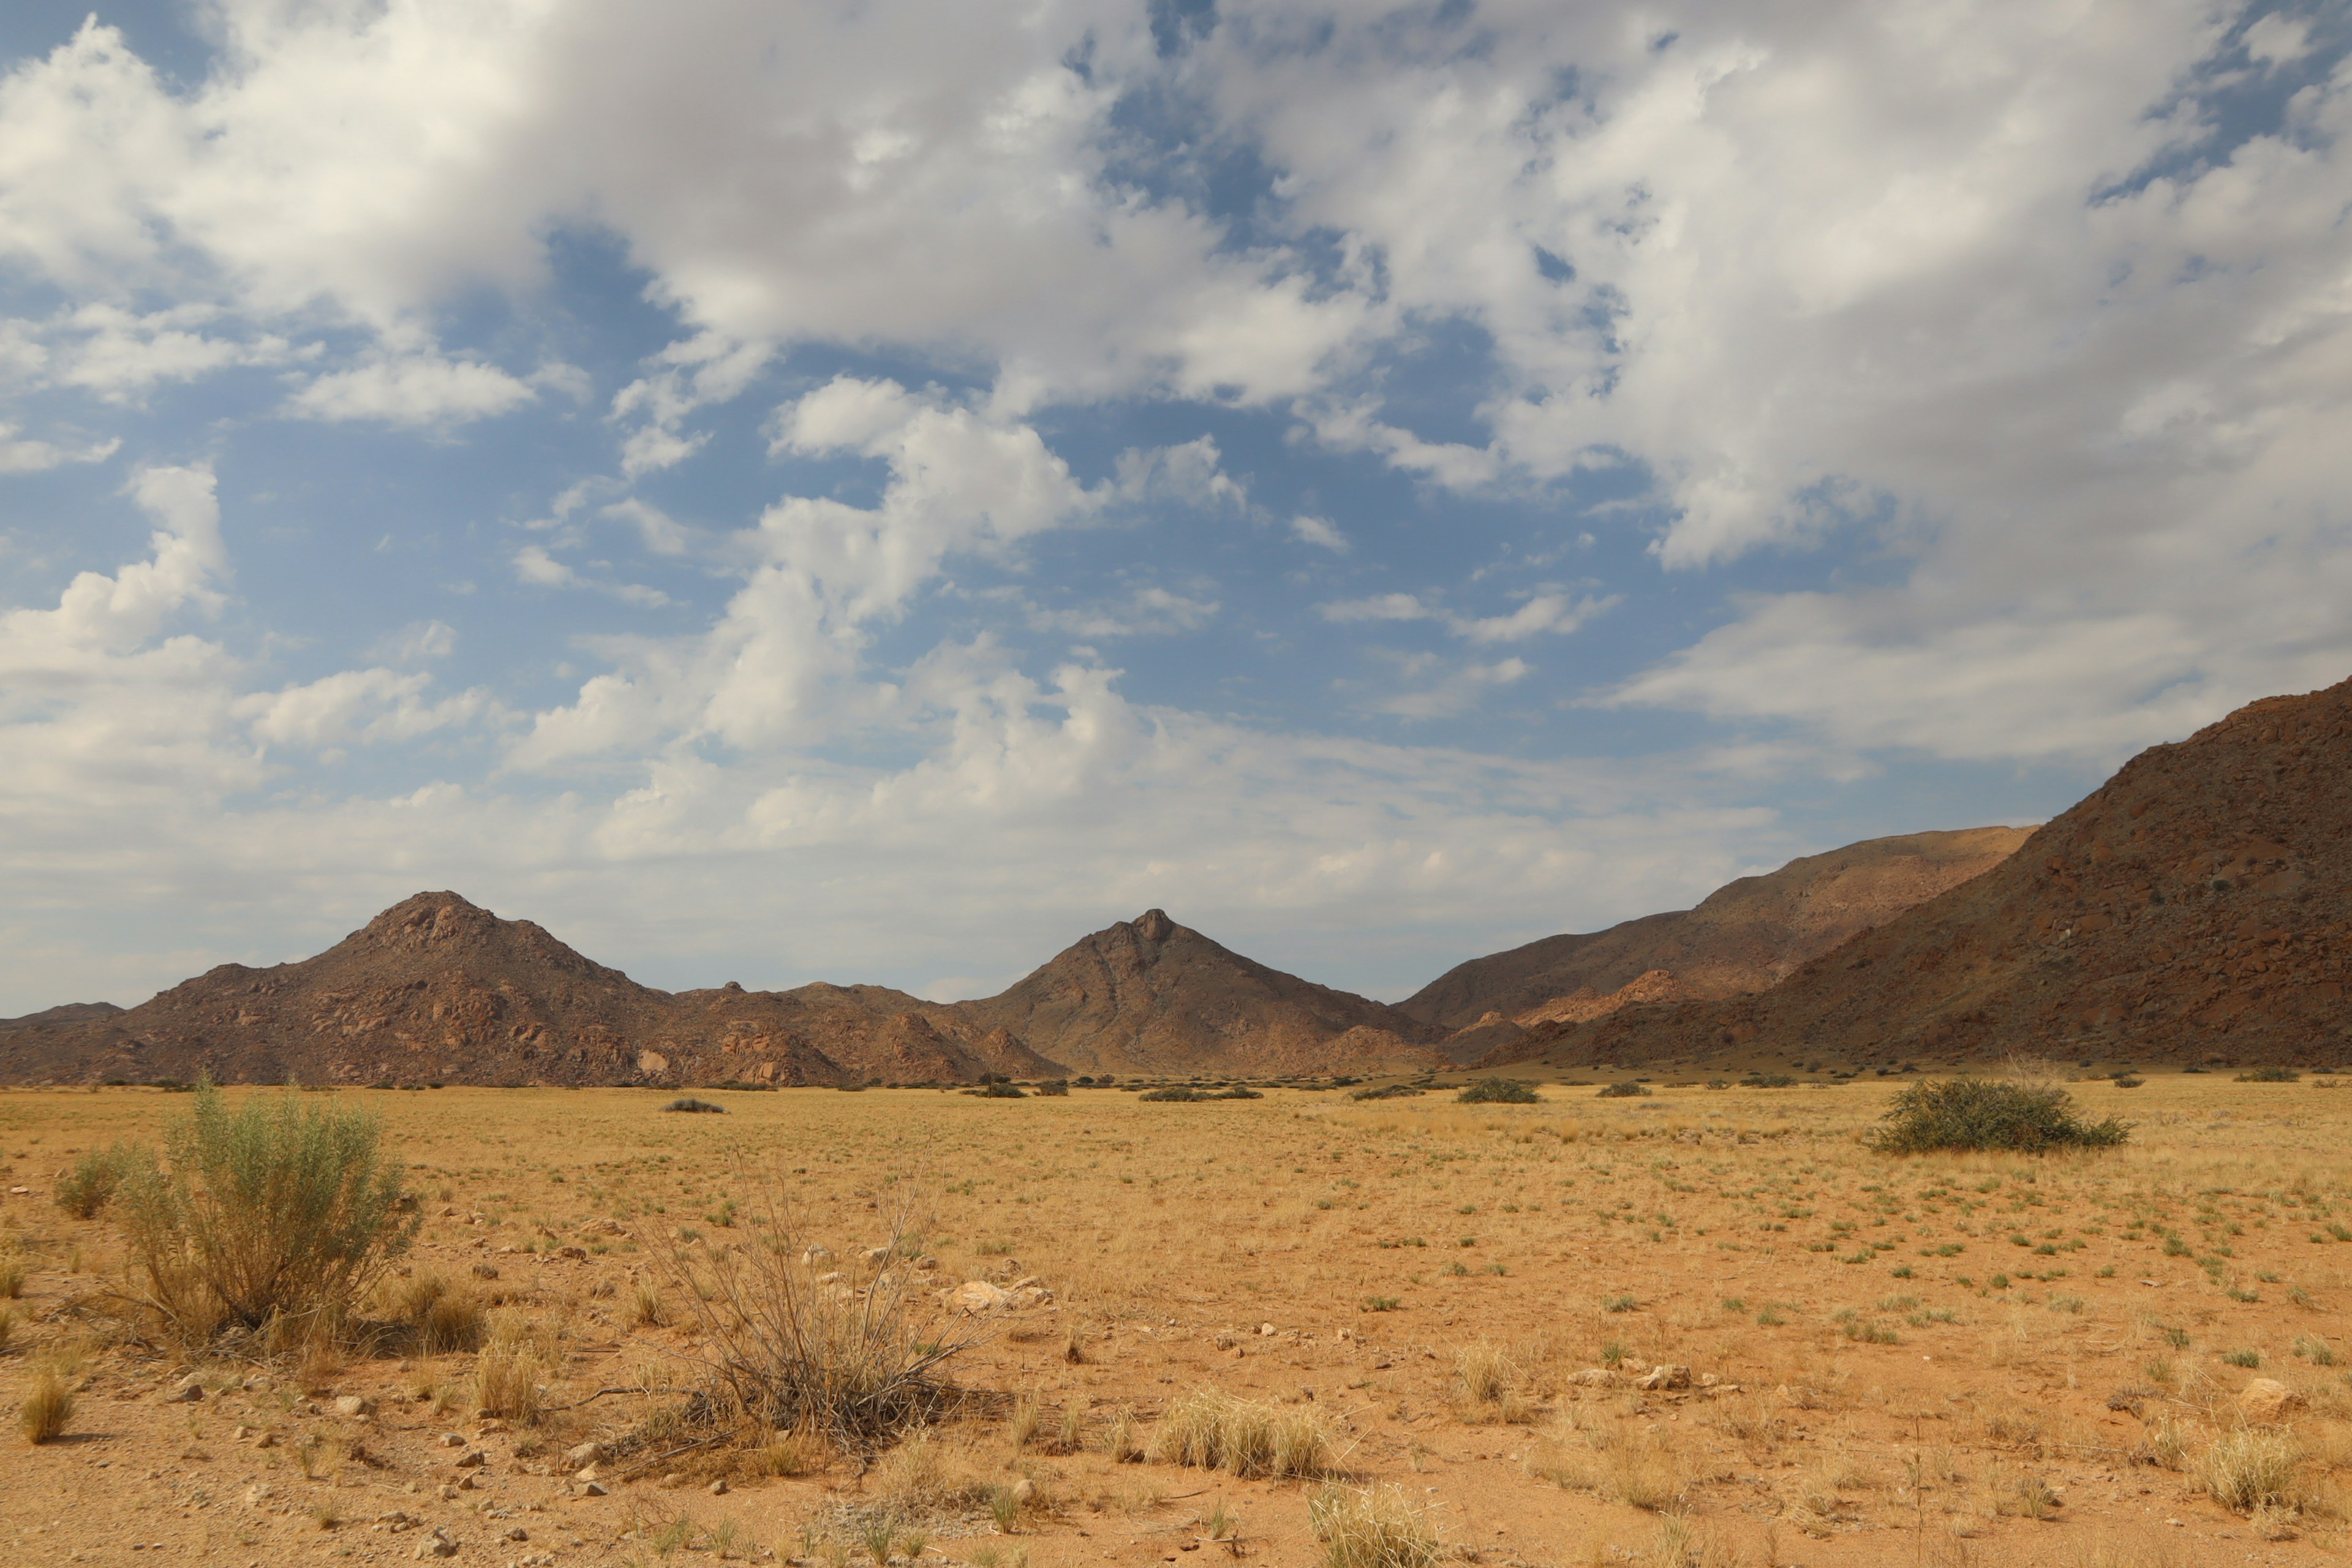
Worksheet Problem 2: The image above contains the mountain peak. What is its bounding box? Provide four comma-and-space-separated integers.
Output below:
1131, 908, 1176, 943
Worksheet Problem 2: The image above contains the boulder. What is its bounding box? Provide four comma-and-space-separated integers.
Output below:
1638, 1365, 1692, 1392
564, 1442, 605, 1469
947, 1280, 1015, 1314
1569, 1368, 1618, 1387
2239, 1378, 2304, 1424
332, 1395, 370, 1418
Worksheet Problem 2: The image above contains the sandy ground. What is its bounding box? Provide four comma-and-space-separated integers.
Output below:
4, 1071, 2349, 1568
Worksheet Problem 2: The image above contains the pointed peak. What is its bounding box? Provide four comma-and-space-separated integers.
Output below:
1132, 908, 1176, 942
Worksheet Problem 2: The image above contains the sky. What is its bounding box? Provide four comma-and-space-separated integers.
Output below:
1, 0, 2348, 1014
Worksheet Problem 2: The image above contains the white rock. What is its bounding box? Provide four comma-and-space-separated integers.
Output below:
564, 1442, 605, 1469
947, 1280, 1015, 1314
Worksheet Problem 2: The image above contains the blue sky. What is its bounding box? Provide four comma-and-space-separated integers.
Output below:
2, 0, 2348, 1013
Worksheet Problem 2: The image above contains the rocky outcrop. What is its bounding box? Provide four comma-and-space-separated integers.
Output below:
950, 909, 1442, 1076
1406, 828, 2030, 1050
1482, 675, 2352, 1070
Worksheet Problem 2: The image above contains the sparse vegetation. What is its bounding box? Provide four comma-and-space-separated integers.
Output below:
2195, 1428, 2301, 1512
662, 1096, 729, 1114
2235, 1066, 2300, 1082
18, 1366, 73, 1443
1455, 1079, 1537, 1105
1597, 1081, 1651, 1099
1148, 1387, 1333, 1478
1868, 1076, 2130, 1153
1309, 1483, 1443, 1568
641, 1180, 975, 1450
54, 1142, 139, 1218
115, 1079, 420, 1347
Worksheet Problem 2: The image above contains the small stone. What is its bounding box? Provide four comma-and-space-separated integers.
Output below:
1570, 1368, 1616, 1387
1259, 1322, 1276, 1336
438, 1485, 461, 1502
707, 1479, 729, 1496
2239, 1378, 2304, 1424
1637, 1365, 1692, 1392
662, 1472, 684, 1487
563, 1442, 605, 1469
948, 1280, 1014, 1314
801, 1244, 835, 1267
576, 1480, 608, 1498
454, 1449, 489, 1468
503, 1527, 529, 1542
472, 1262, 500, 1280
437, 1433, 469, 1448
333, 1395, 369, 1418
413, 1526, 459, 1559
557, 1246, 587, 1261
1010, 1478, 1036, 1505
168, 1376, 206, 1403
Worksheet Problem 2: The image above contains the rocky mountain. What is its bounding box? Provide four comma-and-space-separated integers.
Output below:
0, 898, 1431, 1085
1402, 828, 2029, 1059
1482, 676, 2352, 1071
952, 909, 1442, 1075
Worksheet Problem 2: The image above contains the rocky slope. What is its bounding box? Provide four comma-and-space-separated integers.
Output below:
1403, 828, 2029, 1059
0, 899, 1434, 1085
952, 909, 1442, 1075
1482, 677, 2352, 1071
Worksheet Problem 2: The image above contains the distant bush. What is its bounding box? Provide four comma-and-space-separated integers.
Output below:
1596, 1082, 1651, 1099
1349, 1084, 1425, 1101
117, 1080, 420, 1346
55, 1142, 140, 1218
1456, 1079, 1538, 1105
1136, 1085, 1261, 1102
1868, 1077, 2129, 1155
2235, 1066, 2301, 1082
967, 1082, 1026, 1099
1741, 1073, 1796, 1088
1035, 1080, 1071, 1097
2113, 1075, 2146, 1088
663, 1096, 728, 1114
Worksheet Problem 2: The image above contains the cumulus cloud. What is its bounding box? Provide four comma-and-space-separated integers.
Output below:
285, 353, 541, 425
0, 422, 118, 474
1289, 515, 1349, 553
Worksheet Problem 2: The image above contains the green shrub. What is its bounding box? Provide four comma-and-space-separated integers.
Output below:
1035, 1080, 1071, 1097
1597, 1082, 1651, 1099
1456, 1079, 1537, 1105
117, 1080, 420, 1345
55, 1142, 141, 1218
1741, 1073, 1796, 1088
1349, 1084, 1424, 1101
2236, 1066, 2300, 1082
2113, 1075, 2145, 1088
969, 1082, 1026, 1099
1868, 1077, 2129, 1155
662, 1096, 728, 1114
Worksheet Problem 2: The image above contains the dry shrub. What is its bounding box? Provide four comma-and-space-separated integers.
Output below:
1100, 1404, 1145, 1463
382, 1270, 484, 1355
2195, 1428, 2302, 1512
1308, 1484, 1443, 1568
1530, 1412, 1687, 1512
18, 1366, 73, 1444
642, 1177, 976, 1452
1452, 1343, 1534, 1425
474, 1308, 557, 1425
1149, 1387, 1335, 1479
54, 1143, 138, 1218
115, 1082, 418, 1352
871, 1431, 995, 1515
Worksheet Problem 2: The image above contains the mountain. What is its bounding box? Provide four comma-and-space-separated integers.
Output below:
1481, 675, 2352, 1071
0, 898, 1431, 1085
951, 909, 1442, 1075
1401, 828, 2029, 1058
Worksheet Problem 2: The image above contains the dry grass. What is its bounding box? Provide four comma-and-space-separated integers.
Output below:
2193, 1428, 2302, 1512
1149, 1387, 1336, 1479
472, 1307, 555, 1424
13, 1072, 2352, 1566
17, 1366, 72, 1444
1308, 1484, 1444, 1568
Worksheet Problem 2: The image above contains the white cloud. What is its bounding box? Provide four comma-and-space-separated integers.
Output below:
238, 667, 490, 750
1028, 587, 1220, 639
371, 620, 458, 664
1320, 589, 1616, 643
0, 422, 118, 474
512, 545, 671, 607
285, 352, 539, 425
1290, 515, 1349, 553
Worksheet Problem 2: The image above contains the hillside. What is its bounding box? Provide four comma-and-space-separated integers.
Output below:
1403, 828, 2027, 1059
949, 909, 1442, 1075
1483, 676, 2352, 1071
0, 899, 1435, 1085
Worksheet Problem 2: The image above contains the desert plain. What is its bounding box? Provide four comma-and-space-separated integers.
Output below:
4, 1069, 2351, 1568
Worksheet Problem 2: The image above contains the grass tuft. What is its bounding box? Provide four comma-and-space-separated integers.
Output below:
1148, 1387, 1335, 1479
1308, 1484, 1443, 1568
